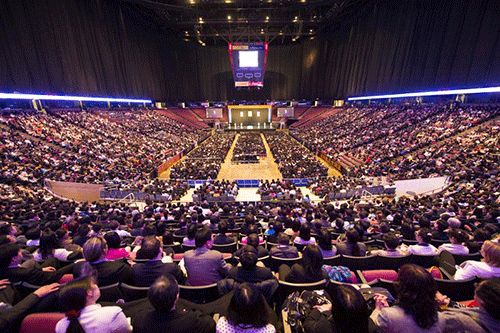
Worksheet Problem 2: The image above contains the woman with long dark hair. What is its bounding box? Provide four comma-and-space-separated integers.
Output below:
55, 276, 131, 333
372, 264, 445, 332
33, 230, 77, 261
216, 283, 276, 333
278, 244, 328, 283
336, 229, 366, 257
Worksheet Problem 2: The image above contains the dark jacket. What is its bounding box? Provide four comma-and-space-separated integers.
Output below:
132, 260, 185, 286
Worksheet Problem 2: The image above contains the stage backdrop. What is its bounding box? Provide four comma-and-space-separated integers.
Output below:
1, 0, 500, 101
228, 105, 271, 128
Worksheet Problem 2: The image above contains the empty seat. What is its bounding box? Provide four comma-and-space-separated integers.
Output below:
19, 313, 65, 333
375, 254, 412, 271
340, 255, 377, 271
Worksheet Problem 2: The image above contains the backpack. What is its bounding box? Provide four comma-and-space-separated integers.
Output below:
281, 289, 331, 333
322, 265, 355, 283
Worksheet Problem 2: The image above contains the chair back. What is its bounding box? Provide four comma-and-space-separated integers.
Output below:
375, 254, 412, 271
19, 313, 65, 333
435, 276, 478, 302
179, 283, 220, 304
269, 256, 302, 272
120, 283, 149, 302
163, 244, 183, 253
359, 270, 398, 283
294, 243, 306, 252
410, 254, 438, 268
430, 239, 450, 248
211, 242, 237, 254
182, 244, 196, 252
99, 282, 123, 302
266, 242, 280, 251
323, 255, 342, 266
340, 255, 377, 271
452, 252, 482, 265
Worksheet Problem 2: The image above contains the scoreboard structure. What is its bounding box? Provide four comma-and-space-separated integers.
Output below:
228, 42, 268, 87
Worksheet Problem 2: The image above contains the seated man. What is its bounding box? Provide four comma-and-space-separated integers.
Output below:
269, 233, 299, 258
73, 236, 133, 286
234, 233, 269, 259
212, 221, 236, 245
0, 243, 73, 285
183, 228, 230, 286
132, 236, 185, 286
132, 275, 216, 333
372, 232, 407, 257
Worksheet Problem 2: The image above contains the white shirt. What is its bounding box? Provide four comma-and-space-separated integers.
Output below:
55, 304, 131, 333
454, 260, 500, 280
33, 248, 73, 262
407, 243, 437, 255
437, 243, 469, 255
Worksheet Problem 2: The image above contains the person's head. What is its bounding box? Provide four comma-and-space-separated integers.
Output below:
302, 244, 324, 280
473, 228, 490, 242
474, 278, 500, 320
481, 241, 500, 267
76, 224, 90, 237
291, 219, 301, 233
148, 275, 179, 312
227, 283, 270, 328
185, 224, 197, 241
379, 222, 390, 234
298, 224, 311, 241
278, 232, 290, 245
395, 264, 438, 329
447, 217, 461, 229
109, 220, 120, 230
382, 232, 400, 251
195, 227, 213, 248
38, 230, 60, 260
317, 229, 333, 251
240, 245, 258, 270
141, 236, 162, 260
25, 228, 41, 240
346, 229, 359, 245
142, 224, 157, 237
59, 276, 100, 332
103, 232, 121, 250
82, 237, 107, 263
91, 222, 103, 234
328, 284, 369, 333
448, 228, 469, 244
162, 230, 174, 245
246, 233, 260, 249
435, 219, 448, 232
0, 243, 22, 268
415, 228, 432, 244
218, 220, 228, 234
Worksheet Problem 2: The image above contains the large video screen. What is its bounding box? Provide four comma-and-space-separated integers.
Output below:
206, 108, 223, 119
277, 107, 294, 118
228, 42, 268, 87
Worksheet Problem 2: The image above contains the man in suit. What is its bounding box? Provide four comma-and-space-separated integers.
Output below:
132, 236, 185, 286
183, 228, 230, 286
0, 243, 74, 285
73, 236, 133, 286
212, 221, 236, 245
269, 233, 299, 258
131, 275, 215, 333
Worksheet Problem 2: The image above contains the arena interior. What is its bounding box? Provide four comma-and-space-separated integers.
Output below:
1, 1, 500, 332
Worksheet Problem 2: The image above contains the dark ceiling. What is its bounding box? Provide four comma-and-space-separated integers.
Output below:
123, 0, 378, 46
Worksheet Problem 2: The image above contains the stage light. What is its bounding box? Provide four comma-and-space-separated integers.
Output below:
348, 86, 500, 101
0, 92, 152, 103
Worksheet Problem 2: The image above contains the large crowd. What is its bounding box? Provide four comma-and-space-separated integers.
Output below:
0, 102, 500, 332
231, 133, 267, 163
264, 132, 328, 179
169, 133, 236, 180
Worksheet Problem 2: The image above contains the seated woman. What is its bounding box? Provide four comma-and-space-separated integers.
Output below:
216, 283, 276, 333
336, 229, 367, 257
182, 224, 197, 247
303, 283, 369, 333
278, 244, 328, 283
437, 229, 470, 255
294, 224, 316, 246
33, 230, 79, 262
104, 232, 131, 260
405, 228, 437, 255
56, 276, 132, 333
317, 229, 337, 258
454, 240, 500, 280
442, 278, 500, 333
371, 264, 445, 332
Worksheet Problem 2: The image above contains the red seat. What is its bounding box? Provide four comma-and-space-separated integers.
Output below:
360, 269, 398, 283
19, 313, 65, 333
58, 274, 74, 284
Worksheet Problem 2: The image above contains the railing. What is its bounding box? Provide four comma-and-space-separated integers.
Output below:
43, 179, 67, 201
